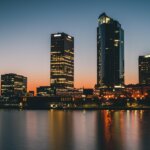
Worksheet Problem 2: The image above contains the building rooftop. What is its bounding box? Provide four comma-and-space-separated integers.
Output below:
144, 54, 150, 58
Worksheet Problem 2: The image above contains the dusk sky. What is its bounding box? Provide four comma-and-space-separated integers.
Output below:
0, 0, 150, 92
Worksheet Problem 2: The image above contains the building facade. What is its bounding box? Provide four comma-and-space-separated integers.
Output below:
139, 55, 150, 84
1, 73, 27, 100
50, 33, 74, 91
36, 86, 52, 96
97, 13, 124, 88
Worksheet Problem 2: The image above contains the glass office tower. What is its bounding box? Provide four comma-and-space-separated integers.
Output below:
139, 55, 150, 84
97, 13, 124, 88
50, 33, 74, 90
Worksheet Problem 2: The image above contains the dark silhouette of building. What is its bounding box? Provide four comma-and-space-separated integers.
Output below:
1, 73, 27, 100
139, 55, 150, 84
83, 89, 94, 96
27, 91, 34, 97
97, 13, 124, 88
50, 33, 74, 91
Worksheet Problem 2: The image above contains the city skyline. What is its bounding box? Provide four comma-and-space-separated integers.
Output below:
0, 0, 150, 92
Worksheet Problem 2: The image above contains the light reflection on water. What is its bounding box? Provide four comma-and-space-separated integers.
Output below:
0, 110, 150, 150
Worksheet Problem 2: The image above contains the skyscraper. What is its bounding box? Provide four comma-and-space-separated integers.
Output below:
1, 73, 27, 100
50, 33, 74, 91
97, 13, 124, 88
139, 55, 150, 84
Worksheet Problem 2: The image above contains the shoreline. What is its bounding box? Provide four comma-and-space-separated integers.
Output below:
1, 106, 150, 110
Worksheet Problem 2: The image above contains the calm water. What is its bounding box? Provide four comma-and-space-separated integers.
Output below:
0, 110, 150, 150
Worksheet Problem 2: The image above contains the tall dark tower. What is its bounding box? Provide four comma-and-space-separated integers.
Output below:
50, 33, 74, 91
97, 13, 124, 88
139, 55, 150, 84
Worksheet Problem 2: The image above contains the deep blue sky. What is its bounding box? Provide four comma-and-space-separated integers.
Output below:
0, 0, 150, 91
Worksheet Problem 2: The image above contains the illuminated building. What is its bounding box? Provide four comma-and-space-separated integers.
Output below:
1, 73, 27, 100
50, 33, 74, 91
36, 86, 52, 96
97, 13, 124, 88
139, 55, 150, 84
125, 84, 150, 99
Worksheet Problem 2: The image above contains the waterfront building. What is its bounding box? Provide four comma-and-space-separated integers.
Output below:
50, 32, 74, 91
97, 13, 124, 88
1, 73, 27, 100
125, 84, 150, 99
36, 86, 52, 96
139, 55, 150, 84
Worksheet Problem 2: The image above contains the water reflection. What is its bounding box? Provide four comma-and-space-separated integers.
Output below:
0, 110, 150, 150
48, 110, 74, 150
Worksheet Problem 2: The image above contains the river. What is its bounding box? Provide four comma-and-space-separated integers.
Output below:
0, 110, 150, 150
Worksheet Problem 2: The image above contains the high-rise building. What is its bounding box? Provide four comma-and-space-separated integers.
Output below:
97, 13, 124, 88
1, 73, 27, 100
50, 33, 74, 90
139, 55, 150, 84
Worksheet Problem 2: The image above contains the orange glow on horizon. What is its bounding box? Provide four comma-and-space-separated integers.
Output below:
28, 78, 138, 92
28, 76, 50, 93
125, 74, 138, 85
27, 73, 138, 92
